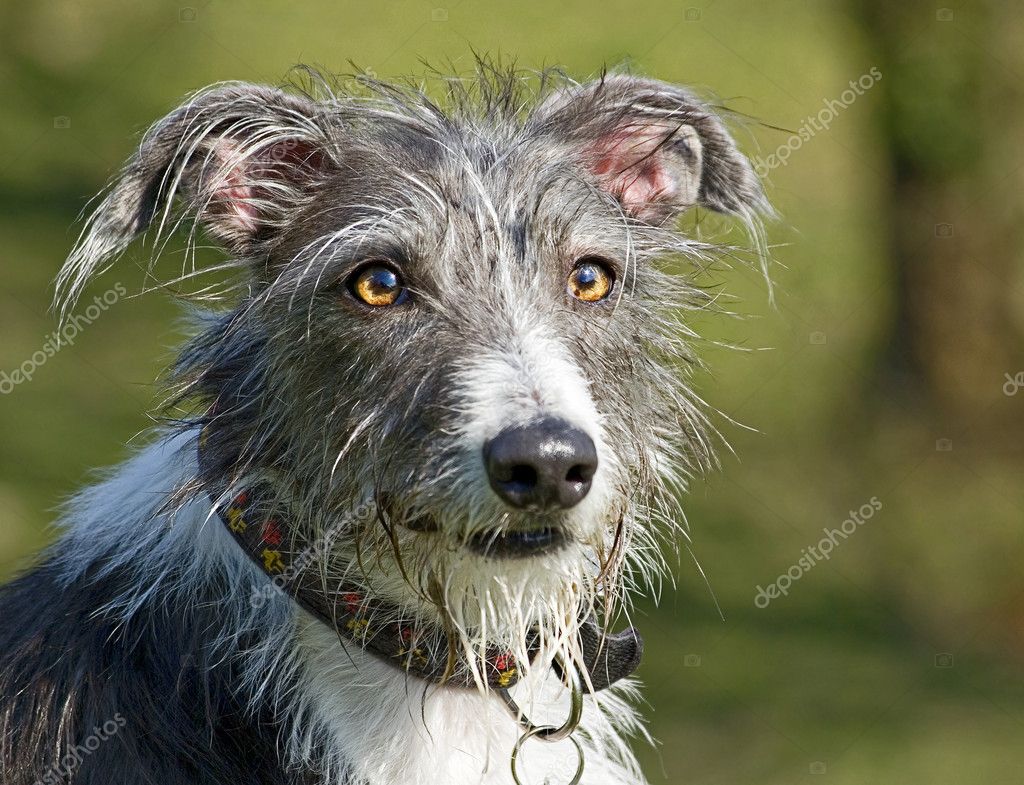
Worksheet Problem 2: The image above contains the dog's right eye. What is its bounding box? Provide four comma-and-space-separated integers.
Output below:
347, 263, 408, 307
568, 258, 615, 303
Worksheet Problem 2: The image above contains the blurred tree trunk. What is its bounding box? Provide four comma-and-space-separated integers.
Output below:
855, 1, 1024, 444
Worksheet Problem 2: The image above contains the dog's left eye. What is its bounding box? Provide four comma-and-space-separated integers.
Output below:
348, 263, 408, 307
568, 258, 615, 302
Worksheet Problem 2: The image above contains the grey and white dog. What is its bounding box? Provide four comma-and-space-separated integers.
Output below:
0, 65, 770, 785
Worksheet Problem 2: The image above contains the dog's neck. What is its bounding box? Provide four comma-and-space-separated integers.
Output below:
55, 431, 651, 785
293, 618, 648, 785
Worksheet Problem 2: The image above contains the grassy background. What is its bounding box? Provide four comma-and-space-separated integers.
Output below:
1, 1, 1022, 782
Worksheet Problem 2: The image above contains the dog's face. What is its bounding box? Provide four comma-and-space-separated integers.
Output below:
59, 70, 768, 662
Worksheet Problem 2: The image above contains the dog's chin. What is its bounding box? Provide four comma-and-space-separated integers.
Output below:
379, 523, 596, 622
357, 509, 609, 645
344, 527, 599, 671
441, 545, 592, 649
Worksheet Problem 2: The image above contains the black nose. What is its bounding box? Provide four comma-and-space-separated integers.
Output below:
483, 418, 598, 511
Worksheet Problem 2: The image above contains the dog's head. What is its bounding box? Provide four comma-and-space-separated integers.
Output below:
58, 67, 770, 675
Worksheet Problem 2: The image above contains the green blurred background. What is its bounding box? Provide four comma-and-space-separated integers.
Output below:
2, 1, 1022, 782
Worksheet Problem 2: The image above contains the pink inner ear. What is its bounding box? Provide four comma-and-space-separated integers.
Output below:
588, 125, 680, 219
213, 171, 258, 235
204, 139, 261, 240
206, 138, 321, 242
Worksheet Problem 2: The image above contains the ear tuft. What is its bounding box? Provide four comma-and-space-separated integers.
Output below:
545, 74, 772, 224
55, 83, 330, 319
586, 120, 704, 221
195, 135, 327, 248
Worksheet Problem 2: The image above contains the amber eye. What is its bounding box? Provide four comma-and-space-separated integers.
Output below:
568, 258, 615, 302
348, 263, 408, 307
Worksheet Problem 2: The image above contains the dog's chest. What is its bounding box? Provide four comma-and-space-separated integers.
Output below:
293, 621, 642, 785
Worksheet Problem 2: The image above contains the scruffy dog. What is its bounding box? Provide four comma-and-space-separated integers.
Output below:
0, 65, 770, 785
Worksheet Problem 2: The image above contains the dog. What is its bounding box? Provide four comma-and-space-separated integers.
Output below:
0, 65, 770, 785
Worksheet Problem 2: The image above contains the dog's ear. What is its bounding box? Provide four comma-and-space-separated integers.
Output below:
541, 74, 770, 223
56, 82, 332, 315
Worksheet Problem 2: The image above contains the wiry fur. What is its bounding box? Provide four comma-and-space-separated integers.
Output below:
1, 62, 770, 785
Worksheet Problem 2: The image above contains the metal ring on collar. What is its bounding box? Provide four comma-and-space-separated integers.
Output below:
510, 728, 585, 785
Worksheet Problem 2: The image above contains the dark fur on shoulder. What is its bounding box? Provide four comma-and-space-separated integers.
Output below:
0, 557, 313, 784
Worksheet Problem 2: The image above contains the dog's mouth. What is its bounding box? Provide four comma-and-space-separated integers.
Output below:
466, 525, 568, 559
393, 511, 569, 559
